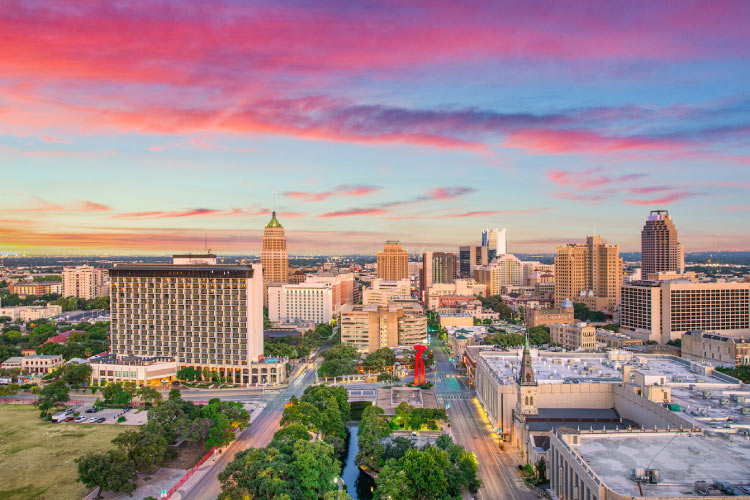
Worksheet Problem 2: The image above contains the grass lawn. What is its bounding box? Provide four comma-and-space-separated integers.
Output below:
0, 405, 128, 500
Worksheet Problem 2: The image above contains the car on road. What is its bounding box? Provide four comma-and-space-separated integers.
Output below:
74, 416, 87, 423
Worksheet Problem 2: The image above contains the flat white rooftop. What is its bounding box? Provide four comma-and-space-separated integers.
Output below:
576, 432, 750, 498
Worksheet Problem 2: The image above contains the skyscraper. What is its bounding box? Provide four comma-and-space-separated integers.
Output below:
641, 210, 682, 276
377, 241, 409, 281
62, 265, 110, 299
261, 211, 289, 284
482, 228, 508, 260
458, 245, 488, 278
421, 251, 457, 291
555, 235, 623, 313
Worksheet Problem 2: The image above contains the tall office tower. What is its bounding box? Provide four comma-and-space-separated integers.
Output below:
377, 241, 409, 281
458, 245, 489, 278
555, 235, 623, 313
62, 265, 110, 299
474, 253, 523, 296
109, 255, 268, 384
421, 251, 457, 291
261, 211, 289, 285
482, 228, 508, 260
641, 210, 682, 276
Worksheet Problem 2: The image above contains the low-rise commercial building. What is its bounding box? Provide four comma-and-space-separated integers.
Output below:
340, 302, 427, 353
10, 281, 63, 296
525, 300, 575, 328
90, 355, 178, 386
425, 279, 486, 310
682, 330, 750, 368
0, 303, 62, 322
595, 329, 644, 349
1, 354, 63, 374
439, 313, 474, 328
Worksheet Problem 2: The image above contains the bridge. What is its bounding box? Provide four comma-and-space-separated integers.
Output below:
347, 388, 378, 402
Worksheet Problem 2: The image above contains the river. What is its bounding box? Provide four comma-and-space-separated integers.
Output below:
341, 422, 375, 500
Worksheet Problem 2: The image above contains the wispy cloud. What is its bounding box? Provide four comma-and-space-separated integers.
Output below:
624, 192, 700, 205
284, 184, 380, 202
318, 208, 388, 218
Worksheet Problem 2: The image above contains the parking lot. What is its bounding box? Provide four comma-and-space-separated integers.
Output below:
57, 404, 148, 426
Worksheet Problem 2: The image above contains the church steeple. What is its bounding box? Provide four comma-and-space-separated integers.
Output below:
518, 331, 536, 386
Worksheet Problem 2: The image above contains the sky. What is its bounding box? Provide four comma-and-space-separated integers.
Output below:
0, 0, 748, 255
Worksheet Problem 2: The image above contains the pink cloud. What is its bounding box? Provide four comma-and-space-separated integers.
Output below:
624, 192, 699, 205
318, 208, 388, 218
40, 135, 71, 145
77, 201, 111, 212
284, 185, 380, 202
116, 208, 273, 219
507, 129, 683, 154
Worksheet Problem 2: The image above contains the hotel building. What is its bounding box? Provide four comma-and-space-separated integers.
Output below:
474, 254, 523, 296
620, 280, 750, 343
109, 255, 284, 385
641, 209, 684, 276
267, 282, 333, 325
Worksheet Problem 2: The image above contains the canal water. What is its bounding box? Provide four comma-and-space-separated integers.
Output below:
341, 422, 375, 500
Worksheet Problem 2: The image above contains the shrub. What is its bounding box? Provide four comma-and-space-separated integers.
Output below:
117, 416, 126, 423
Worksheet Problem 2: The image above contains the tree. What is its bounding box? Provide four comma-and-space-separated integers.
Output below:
324, 491, 354, 500
356, 405, 391, 471
573, 303, 606, 322
76, 451, 137, 499
527, 326, 551, 346
37, 379, 70, 414
0, 383, 21, 397
602, 324, 620, 332
177, 366, 199, 381
363, 348, 397, 372
318, 358, 358, 378
280, 400, 322, 431
102, 382, 131, 406
293, 439, 340, 500
113, 429, 169, 472
137, 385, 162, 405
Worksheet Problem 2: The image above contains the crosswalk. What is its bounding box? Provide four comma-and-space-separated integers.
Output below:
440, 393, 474, 400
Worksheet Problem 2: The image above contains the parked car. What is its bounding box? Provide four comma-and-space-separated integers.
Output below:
64, 408, 75, 415
94, 417, 106, 423
85, 407, 98, 413
74, 416, 87, 423
87, 416, 99, 422
63, 416, 74, 422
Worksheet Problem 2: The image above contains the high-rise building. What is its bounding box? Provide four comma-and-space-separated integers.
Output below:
339, 302, 427, 353
109, 255, 279, 385
482, 228, 508, 260
62, 265, 110, 299
305, 271, 355, 313
620, 280, 750, 343
554, 236, 622, 313
267, 282, 333, 325
377, 241, 409, 281
474, 254, 523, 296
641, 210, 682, 276
459, 245, 489, 278
420, 251, 457, 291
261, 211, 289, 285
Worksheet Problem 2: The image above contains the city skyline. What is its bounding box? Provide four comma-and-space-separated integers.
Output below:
1, 1, 749, 255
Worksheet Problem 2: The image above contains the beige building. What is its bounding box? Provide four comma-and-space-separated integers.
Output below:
377, 241, 409, 281
362, 278, 411, 306
439, 314, 475, 328
551, 322, 597, 351
90, 355, 177, 386
0, 354, 63, 374
268, 282, 333, 325
306, 271, 354, 312
340, 302, 427, 353
459, 245, 489, 278
595, 329, 644, 349
0, 303, 62, 322
555, 235, 622, 313
620, 280, 750, 343
681, 330, 750, 368
420, 251, 457, 291
425, 279, 486, 310
261, 211, 289, 285
641, 209, 683, 276
474, 254, 523, 296
525, 300, 575, 328
63, 265, 109, 299
108, 255, 281, 386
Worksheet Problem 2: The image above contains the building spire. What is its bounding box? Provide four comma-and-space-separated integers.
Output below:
519, 331, 536, 386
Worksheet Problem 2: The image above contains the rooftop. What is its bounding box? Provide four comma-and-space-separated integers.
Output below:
574, 430, 750, 498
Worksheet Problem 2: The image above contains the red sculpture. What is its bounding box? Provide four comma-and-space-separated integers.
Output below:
413, 344, 426, 385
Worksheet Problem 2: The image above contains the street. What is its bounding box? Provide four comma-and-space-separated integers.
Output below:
179, 358, 320, 500
429, 335, 536, 500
